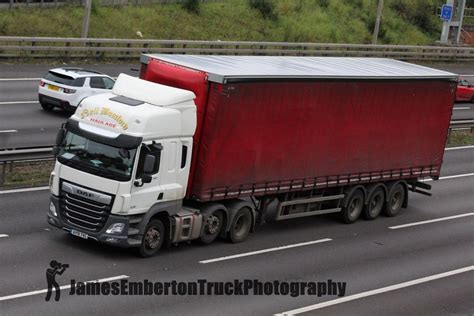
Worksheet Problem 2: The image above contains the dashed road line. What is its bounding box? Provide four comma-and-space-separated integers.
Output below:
199, 238, 332, 264
0, 101, 38, 105
0, 186, 49, 195
388, 212, 474, 230
278, 266, 474, 315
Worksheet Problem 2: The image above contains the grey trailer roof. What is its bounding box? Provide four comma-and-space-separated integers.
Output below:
141, 54, 457, 84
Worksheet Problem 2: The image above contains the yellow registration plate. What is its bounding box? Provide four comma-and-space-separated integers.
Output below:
48, 85, 60, 92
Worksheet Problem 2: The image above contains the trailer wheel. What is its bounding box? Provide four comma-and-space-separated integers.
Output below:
384, 183, 405, 217
363, 187, 385, 220
199, 210, 224, 244
228, 208, 252, 243
138, 219, 165, 258
41, 102, 54, 111
341, 190, 364, 224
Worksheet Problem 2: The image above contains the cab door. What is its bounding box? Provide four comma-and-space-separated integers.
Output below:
129, 142, 164, 214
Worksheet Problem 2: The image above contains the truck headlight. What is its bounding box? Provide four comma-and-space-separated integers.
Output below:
49, 202, 57, 217
106, 223, 125, 234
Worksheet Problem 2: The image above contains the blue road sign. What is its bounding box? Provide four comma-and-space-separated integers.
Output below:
441, 4, 453, 21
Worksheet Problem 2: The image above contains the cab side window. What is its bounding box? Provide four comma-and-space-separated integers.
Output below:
136, 144, 162, 179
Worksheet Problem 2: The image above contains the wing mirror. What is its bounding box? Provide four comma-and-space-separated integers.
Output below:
143, 154, 156, 174
53, 127, 66, 156
139, 154, 156, 184
55, 128, 66, 146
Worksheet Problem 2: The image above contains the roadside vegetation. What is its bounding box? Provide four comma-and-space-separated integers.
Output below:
1, 160, 53, 189
0, 0, 442, 45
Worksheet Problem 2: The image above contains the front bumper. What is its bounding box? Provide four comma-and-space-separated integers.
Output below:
47, 195, 142, 248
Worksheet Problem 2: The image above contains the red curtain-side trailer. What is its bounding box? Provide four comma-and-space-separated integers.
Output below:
140, 55, 456, 203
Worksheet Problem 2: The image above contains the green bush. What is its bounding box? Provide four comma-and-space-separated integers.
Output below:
249, 0, 277, 20
182, 0, 200, 14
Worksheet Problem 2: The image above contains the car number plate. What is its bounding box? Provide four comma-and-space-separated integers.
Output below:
71, 229, 88, 239
48, 85, 60, 91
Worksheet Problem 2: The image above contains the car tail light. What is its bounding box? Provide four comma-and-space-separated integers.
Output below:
63, 88, 76, 94
39, 80, 46, 87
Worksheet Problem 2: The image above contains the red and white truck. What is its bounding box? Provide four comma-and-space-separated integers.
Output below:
47, 55, 456, 257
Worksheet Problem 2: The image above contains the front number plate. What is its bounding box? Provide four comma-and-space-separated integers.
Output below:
71, 229, 88, 239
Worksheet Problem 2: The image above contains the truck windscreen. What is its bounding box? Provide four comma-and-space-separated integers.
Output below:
57, 131, 137, 182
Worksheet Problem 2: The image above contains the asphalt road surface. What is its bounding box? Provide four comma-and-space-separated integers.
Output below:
0, 146, 473, 315
1, 62, 474, 149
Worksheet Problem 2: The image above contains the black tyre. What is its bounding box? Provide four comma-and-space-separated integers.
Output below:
41, 102, 55, 111
199, 210, 224, 244
138, 219, 165, 258
363, 187, 385, 220
228, 208, 252, 243
341, 190, 364, 224
384, 183, 405, 217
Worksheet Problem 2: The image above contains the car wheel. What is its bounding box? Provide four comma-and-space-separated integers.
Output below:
341, 189, 364, 224
228, 208, 252, 243
199, 210, 224, 244
138, 219, 165, 258
384, 183, 405, 217
363, 187, 385, 220
41, 102, 55, 111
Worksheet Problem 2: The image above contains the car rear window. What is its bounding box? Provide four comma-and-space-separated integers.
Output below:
44, 72, 85, 87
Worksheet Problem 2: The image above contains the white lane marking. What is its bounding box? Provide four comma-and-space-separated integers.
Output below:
0, 130, 17, 133
278, 266, 474, 315
453, 107, 470, 110
423, 173, 474, 182
0, 101, 38, 105
389, 213, 474, 230
0, 78, 41, 81
0, 275, 129, 302
199, 238, 332, 264
0, 186, 49, 195
0, 234, 8, 238
445, 145, 474, 151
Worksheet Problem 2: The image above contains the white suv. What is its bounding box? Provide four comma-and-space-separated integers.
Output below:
38, 68, 115, 112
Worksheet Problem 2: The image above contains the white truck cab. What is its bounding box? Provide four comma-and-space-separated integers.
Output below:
47, 74, 200, 256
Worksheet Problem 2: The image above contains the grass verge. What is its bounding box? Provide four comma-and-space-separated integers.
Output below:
0, 0, 441, 45
0, 160, 54, 190
446, 130, 474, 147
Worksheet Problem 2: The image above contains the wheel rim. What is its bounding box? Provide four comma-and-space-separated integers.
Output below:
233, 214, 249, 238
206, 214, 220, 234
390, 191, 403, 210
145, 227, 161, 250
369, 192, 383, 216
349, 196, 363, 219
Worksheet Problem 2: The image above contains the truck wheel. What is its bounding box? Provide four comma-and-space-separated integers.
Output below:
138, 219, 165, 258
199, 210, 224, 244
384, 183, 405, 217
228, 208, 251, 243
341, 190, 364, 224
41, 102, 54, 111
363, 187, 385, 220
